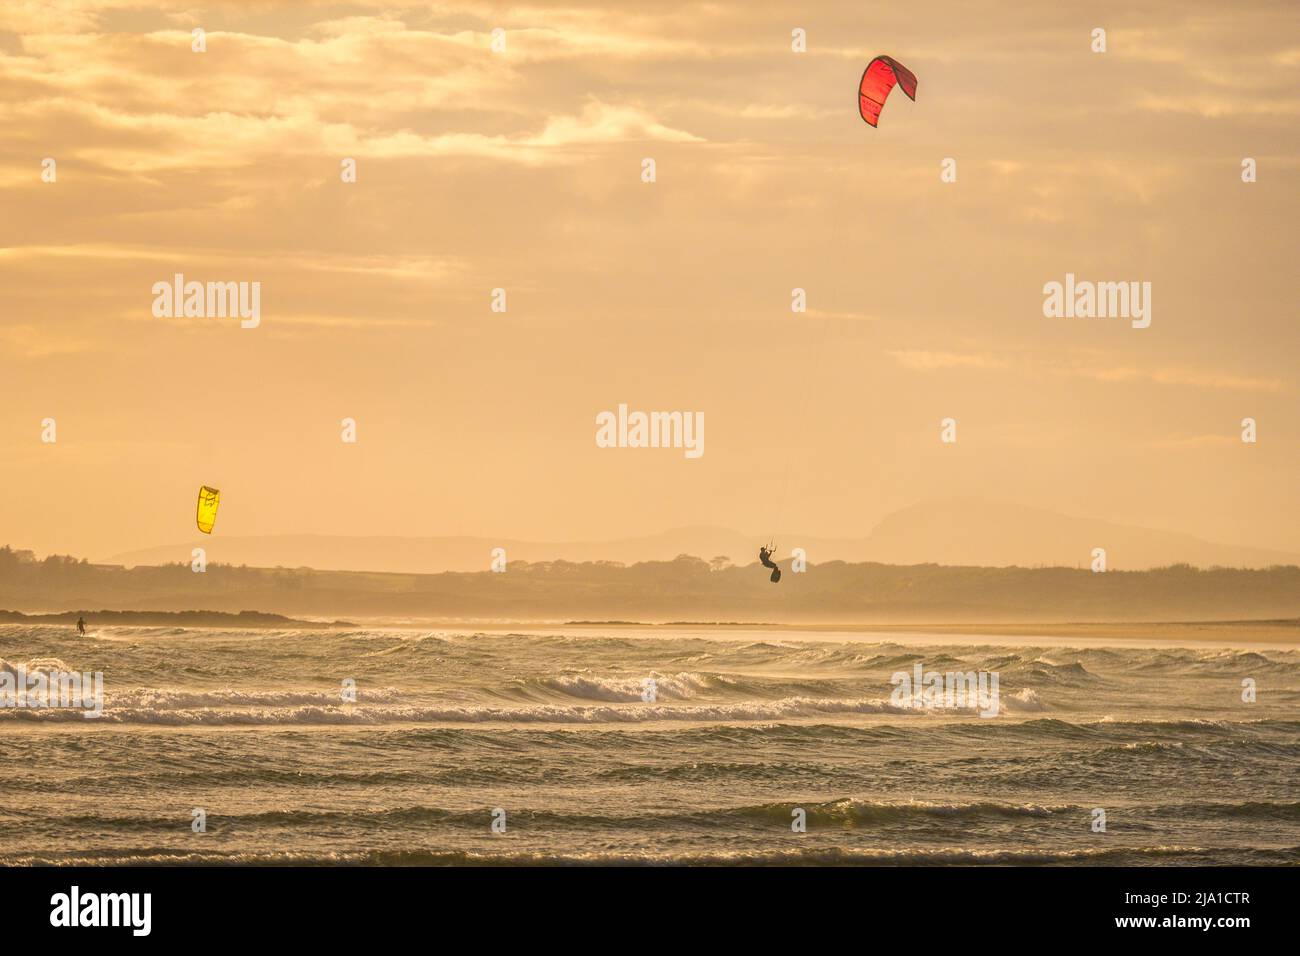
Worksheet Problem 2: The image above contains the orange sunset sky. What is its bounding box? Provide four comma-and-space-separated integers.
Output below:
0, 1, 1296, 560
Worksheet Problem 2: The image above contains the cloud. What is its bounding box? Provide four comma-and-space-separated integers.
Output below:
525, 100, 701, 146
887, 347, 1287, 394
1151, 434, 1238, 449
0, 323, 96, 358
1084, 364, 1285, 393
0, 93, 699, 173
887, 349, 1010, 370
0, 243, 464, 278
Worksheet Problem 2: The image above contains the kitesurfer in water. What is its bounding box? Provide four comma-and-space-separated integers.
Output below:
76, 615, 87, 636
758, 545, 781, 584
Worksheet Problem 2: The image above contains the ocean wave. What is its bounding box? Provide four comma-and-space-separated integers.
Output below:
717, 796, 1300, 827
1006, 688, 1045, 711
1093, 716, 1243, 732
0, 694, 948, 725
0, 656, 76, 675
714, 797, 1079, 826
752, 643, 1299, 678
515, 670, 911, 704
9, 844, 1284, 868
0, 799, 1147, 832
522, 672, 718, 702
106, 686, 404, 709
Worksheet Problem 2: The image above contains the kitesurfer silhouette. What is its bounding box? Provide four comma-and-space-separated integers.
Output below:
758, 545, 781, 584
76, 615, 87, 636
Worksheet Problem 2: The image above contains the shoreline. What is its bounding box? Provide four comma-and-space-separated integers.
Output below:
0, 609, 352, 629
4, 610, 1297, 646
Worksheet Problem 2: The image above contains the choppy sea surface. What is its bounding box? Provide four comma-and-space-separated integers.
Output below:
1, 624, 1297, 865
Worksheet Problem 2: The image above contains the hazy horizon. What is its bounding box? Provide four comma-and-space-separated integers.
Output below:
90, 496, 1300, 573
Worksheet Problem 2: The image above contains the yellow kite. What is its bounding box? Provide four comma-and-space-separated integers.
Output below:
196, 486, 220, 534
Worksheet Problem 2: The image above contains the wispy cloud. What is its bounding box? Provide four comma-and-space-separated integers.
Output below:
887, 349, 1010, 371
887, 347, 1287, 394
0, 323, 96, 357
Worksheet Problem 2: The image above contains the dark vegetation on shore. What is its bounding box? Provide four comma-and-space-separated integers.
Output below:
0, 607, 350, 628
3, 546, 1298, 623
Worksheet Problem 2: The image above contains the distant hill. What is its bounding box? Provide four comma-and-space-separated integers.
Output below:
100, 499, 1300, 573
102, 528, 765, 575
856, 499, 1300, 569
5, 546, 1300, 624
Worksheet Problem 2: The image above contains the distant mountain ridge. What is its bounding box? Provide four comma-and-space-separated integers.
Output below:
8, 549, 1300, 624
100, 499, 1300, 573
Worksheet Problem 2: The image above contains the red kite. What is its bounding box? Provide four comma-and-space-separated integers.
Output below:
858, 55, 917, 127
